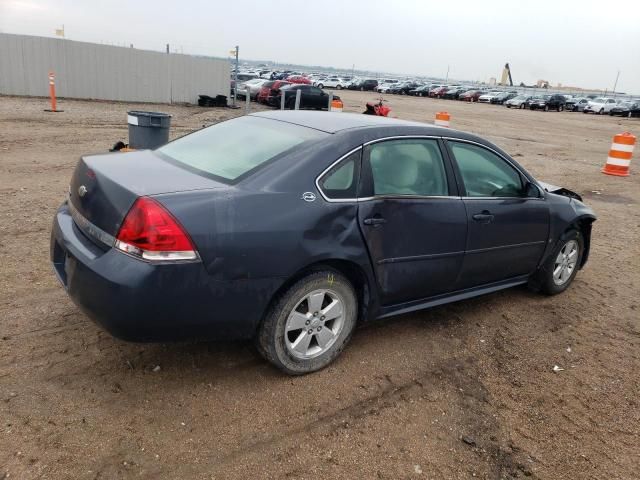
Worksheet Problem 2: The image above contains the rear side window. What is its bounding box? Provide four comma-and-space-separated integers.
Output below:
366, 139, 448, 196
157, 116, 326, 182
318, 149, 361, 199
449, 142, 523, 197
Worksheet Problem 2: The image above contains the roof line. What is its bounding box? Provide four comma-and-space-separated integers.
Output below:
248, 112, 335, 134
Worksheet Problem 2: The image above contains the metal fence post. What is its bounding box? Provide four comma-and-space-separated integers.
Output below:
245, 89, 250, 113
328, 91, 333, 111
294, 89, 301, 110
281, 90, 286, 110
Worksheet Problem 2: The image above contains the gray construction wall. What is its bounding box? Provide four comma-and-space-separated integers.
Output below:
0, 33, 229, 104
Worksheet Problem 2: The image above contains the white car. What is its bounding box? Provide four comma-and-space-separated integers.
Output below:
478, 91, 502, 103
376, 81, 401, 93
316, 77, 348, 89
236, 78, 268, 100
583, 97, 618, 114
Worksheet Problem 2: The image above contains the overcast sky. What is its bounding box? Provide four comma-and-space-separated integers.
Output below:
1, 0, 639, 93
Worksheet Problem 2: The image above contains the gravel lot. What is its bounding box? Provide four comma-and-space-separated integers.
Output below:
1, 91, 639, 479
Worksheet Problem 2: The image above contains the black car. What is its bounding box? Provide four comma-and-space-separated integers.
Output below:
529, 94, 567, 111
349, 79, 378, 91
276, 84, 336, 110
389, 82, 420, 95
409, 85, 431, 96
443, 87, 466, 99
51, 111, 595, 375
490, 91, 518, 104
609, 101, 640, 117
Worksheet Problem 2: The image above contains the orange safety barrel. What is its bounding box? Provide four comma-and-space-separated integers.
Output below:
434, 111, 450, 127
331, 99, 343, 112
602, 132, 635, 177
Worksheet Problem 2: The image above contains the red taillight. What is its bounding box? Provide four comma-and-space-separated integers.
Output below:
115, 197, 198, 262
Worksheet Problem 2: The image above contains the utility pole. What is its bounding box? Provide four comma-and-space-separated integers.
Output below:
445, 65, 450, 83
612, 70, 620, 97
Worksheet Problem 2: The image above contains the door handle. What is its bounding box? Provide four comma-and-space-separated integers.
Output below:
472, 211, 494, 223
363, 216, 387, 226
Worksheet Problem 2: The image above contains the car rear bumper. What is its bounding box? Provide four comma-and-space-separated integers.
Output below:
51, 203, 280, 342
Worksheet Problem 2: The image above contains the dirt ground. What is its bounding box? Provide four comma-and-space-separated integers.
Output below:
1, 91, 639, 480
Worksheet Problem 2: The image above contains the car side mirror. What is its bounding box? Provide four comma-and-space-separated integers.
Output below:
525, 181, 542, 198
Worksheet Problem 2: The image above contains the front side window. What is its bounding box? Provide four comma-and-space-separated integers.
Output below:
449, 142, 524, 197
366, 139, 448, 197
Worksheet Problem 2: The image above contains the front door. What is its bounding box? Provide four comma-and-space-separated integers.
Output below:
446, 140, 550, 288
357, 138, 467, 305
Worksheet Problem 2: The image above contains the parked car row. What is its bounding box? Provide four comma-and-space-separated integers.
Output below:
232, 70, 640, 117
403, 82, 640, 116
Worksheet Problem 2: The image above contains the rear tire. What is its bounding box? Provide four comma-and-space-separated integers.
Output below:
530, 230, 583, 295
558, 105, 564, 112
256, 270, 357, 375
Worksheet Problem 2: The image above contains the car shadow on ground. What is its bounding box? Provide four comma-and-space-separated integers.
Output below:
95, 284, 540, 386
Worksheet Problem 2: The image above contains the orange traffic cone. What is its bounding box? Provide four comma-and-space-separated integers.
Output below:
602, 132, 635, 177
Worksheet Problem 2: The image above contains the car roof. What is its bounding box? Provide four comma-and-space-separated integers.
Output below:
250, 111, 431, 134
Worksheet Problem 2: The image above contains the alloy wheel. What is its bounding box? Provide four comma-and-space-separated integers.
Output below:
284, 289, 345, 360
552, 240, 579, 286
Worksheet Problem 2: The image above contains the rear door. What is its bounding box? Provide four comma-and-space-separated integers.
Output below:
307, 87, 325, 108
357, 138, 467, 305
445, 140, 550, 288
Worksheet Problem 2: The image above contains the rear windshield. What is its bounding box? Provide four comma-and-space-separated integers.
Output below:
157, 116, 326, 182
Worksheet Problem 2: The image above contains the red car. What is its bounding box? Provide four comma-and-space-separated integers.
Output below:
257, 80, 290, 104
286, 75, 311, 85
429, 86, 449, 98
459, 90, 485, 102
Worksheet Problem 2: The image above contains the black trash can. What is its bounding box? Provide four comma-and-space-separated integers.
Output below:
127, 111, 172, 149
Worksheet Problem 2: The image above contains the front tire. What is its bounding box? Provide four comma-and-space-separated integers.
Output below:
256, 270, 358, 375
531, 230, 583, 295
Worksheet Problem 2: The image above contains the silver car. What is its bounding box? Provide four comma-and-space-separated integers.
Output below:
505, 95, 531, 109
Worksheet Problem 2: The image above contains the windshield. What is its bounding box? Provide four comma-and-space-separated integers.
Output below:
157, 116, 326, 182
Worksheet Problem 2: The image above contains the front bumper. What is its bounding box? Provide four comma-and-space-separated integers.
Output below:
51, 203, 280, 342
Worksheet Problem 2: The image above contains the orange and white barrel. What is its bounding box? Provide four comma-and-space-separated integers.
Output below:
331, 99, 343, 112
435, 111, 450, 128
602, 132, 635, 177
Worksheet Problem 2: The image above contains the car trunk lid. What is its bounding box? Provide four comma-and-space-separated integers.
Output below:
69, 150, 226, 238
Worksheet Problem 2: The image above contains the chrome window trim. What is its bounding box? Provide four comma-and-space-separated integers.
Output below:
315, 145, 363, 203
358, 195, 461, 201
315, 135, 543, 203
363, 134, 440, 146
